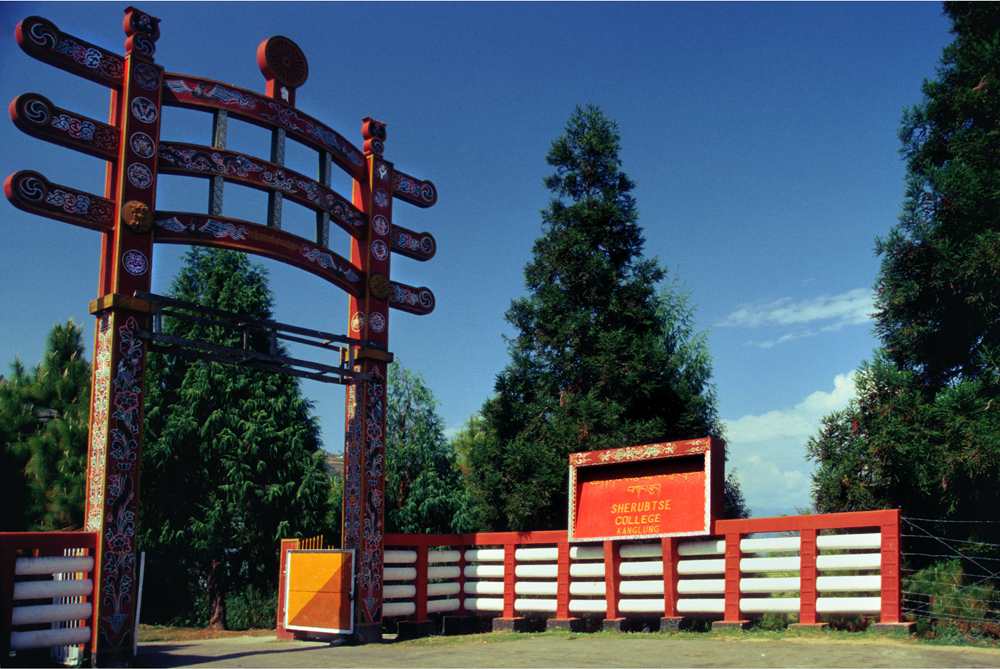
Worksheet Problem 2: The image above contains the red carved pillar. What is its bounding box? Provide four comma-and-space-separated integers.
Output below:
342, 118, 393, 644
83, 8, 162, 666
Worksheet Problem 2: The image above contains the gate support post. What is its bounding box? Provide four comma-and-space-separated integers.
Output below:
342, 122, 394, 644
84, 9, 163, 666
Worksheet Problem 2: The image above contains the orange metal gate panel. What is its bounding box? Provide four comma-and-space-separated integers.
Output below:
283, 550, 354, 635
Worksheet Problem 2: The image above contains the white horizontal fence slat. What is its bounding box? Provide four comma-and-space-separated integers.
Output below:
384, 567, 417, 581
428, 550, 461, 563
427, 566, 461, 580
13, 578, 94, 600
569, 581, 605, 596
427, 582, 461, 597
816, 575, 881, 592
816, 533, 881, 550
515, 564, 557, 578
465, 564, 504, 578
382, 602, 416, 617
677, 598, 725, 614
384, 550, 417, 564
816, 597, 881, 614
619, 599, 665, 613
14, 556, 94, 576
568, 600, 607, 613
619, 580, 665, 596
465, 581, 504, 595
677, 579, 725, 595
740, 577, 800, 594
465, 598, 504, 612
11, 603, 92, 626
515, 547, 558, 561
465, 549, 504, 562
740, 598, 801, 614
10, 627, 91, 652
383, 584, 416, 599
515, 581, 558, 596
816, 553, 882, 571
515, 598, 557, 613
427, 599, 462, 613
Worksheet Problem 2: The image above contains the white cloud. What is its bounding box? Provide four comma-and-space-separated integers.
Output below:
718, 288, 874, 331
725, 372, 855, 444
723, 372, 858, 516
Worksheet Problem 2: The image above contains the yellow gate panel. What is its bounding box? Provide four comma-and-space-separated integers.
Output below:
284, 549, 354, 635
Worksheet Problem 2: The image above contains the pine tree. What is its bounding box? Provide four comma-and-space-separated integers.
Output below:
139, 248, 332, 629
877, 2, 1000, 389
384, 362, 474, 534
0, 321, 90, 531
467, 105, 728, 532
807, 2, 1000, 556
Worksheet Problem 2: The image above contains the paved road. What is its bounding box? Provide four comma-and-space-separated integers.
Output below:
135, 634, 1000, 668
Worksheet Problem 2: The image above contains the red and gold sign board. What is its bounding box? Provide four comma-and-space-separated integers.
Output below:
284, 550, 355, 635
568, 438, 725, 542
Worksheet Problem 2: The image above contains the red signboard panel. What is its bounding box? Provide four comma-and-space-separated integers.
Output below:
568, 438, 724, 542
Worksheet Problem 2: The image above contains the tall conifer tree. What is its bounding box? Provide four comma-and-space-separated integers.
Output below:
468, 105, 728, 532
807, 3, 1000, 551
0, 321, 90, 531
139, 248, 332, 629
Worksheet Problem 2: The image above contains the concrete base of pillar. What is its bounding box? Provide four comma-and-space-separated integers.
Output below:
712, 620, 750, 631
870, 622, 916, 633
547, 618, 586, 633
602, 618, 628, 632
660, 616, 686, 632
493, 617, 530, 633
442, 616, 476, 636
353, 623, 383, 644
397, 620, 436, 640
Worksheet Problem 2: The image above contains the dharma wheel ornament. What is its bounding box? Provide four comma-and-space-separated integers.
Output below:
257, 35, 308, 104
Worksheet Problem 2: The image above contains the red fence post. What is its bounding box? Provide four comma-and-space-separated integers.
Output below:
414, 544, 429, 623
546, 539, 583, 631
661, 537, 683, 630
880, 510, 902, 625
602, 540, 625, 631
794, 529, 823, 627
717, 532, 748, 629
276, 538, 299, 641
492, 540, 528, 632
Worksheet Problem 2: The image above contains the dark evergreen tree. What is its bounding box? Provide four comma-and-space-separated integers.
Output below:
0, 321, 90, 531
467, 105, 729, 532
139, 248, 332, 629
384, 362, 474, 534
807, 2, 1000, 561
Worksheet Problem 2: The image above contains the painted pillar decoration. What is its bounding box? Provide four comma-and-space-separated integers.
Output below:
85, 8, 163, 665
343, 117, 394, 642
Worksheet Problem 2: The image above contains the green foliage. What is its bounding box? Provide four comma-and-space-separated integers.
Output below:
139, 248, 332, 629
0, 321, 90, 531
468, 104, 729, 532
385, 362, 475, 534
877, 2, 1000, 390
906, 559, 1000, 640
807, 4, 1000, 632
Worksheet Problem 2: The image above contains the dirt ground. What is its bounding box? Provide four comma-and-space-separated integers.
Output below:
133, 630, 1000, 668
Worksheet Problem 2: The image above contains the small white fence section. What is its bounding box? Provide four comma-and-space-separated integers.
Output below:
383, 509, 904, 627
1, 532, 98, 662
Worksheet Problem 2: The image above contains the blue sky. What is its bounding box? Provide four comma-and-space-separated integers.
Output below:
0, 2, 952, 518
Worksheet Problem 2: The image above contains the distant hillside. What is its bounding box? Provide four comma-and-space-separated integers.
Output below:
324, 451, 344, 479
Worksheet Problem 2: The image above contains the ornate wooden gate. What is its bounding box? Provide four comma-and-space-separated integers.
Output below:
5, 6, 437, 662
